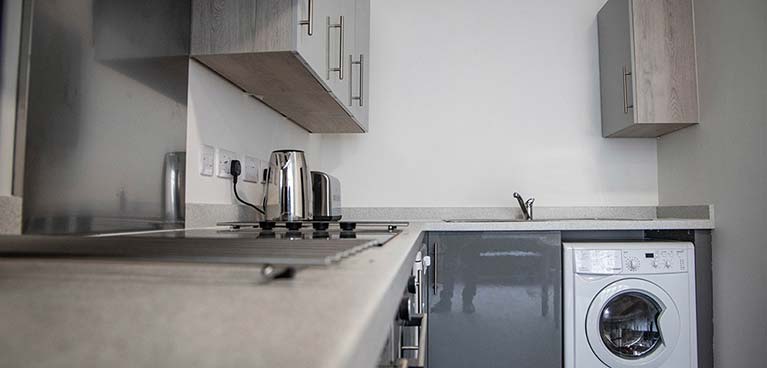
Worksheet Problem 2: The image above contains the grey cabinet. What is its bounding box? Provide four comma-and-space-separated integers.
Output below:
598, 0, 698, 138
348, 0, 369, 127
191, 0, 370, 133
427, 232, 562, 368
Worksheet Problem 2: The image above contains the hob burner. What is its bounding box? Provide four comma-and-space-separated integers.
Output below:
285, 222, 303, 231
218, 221, 409, 233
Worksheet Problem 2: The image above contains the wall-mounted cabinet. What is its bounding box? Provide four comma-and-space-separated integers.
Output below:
598, 0, 698, 138
191, 0, 370, 133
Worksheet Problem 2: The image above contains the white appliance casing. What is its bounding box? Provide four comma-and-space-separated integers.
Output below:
564, 242, 698, 368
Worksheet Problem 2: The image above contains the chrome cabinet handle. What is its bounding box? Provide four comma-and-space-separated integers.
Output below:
327, 16, 344, 80
299, 0, 313, 36
623, 66, 634, 114
400, 313, 428, 368
349, 54, 364, 106
413, 258, 424, 314
432, 242, 438, 295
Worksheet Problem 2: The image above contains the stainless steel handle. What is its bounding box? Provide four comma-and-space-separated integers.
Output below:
349, 54, 364, 106
415, 266, 423, 314
299, 0, 313, 36
327, 16, 344, 80
400, 313, 428, 368
432, 242, 438, 295
623, 66, 634, 114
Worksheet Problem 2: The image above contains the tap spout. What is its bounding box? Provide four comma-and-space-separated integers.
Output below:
513, 192, 532, 220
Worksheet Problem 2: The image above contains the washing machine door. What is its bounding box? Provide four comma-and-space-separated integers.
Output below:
586, 279, 681, 368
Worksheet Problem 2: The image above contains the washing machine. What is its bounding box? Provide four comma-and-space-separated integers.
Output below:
563, 242, 697, 368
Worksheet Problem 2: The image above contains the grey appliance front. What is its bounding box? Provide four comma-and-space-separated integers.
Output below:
427, 231, 562, 368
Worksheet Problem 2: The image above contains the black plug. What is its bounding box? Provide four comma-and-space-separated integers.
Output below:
230, 160, 242, 183
230, 159, 265, 215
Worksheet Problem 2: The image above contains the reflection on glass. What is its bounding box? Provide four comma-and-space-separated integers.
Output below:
427, 232, 562, 368
599, 292, 662, 359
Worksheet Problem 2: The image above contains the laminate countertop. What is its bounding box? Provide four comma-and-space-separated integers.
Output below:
0, 215, 714, 368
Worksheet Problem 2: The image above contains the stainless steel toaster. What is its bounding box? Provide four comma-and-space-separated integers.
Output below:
311, 171, 342, 221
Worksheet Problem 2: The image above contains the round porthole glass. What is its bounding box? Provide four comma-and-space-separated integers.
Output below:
599, 292, 662, 359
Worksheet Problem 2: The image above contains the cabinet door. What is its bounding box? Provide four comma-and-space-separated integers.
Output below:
631, 0, 698, 126
598, 0, 636, 137
324, 0, 354, 108
427, 232, 562, 368
296, 0, 338, 91
348, 0, 369, 130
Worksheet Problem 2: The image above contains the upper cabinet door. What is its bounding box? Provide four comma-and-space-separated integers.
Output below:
296, 0, 362, 130
325, 0, 354, 112
631, 0, 698, 127
598, 0, 636, 137
348, 0, 370, 130
598, 0, 698, 138
295, 0, 334, 89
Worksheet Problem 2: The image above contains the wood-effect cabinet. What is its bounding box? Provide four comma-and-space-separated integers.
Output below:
191, 0, 370, 133
598, 0, 698, 138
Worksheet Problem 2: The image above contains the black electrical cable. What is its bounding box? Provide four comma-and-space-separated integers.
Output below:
230, 160, 265, 215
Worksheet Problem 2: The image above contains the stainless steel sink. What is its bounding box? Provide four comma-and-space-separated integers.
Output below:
443, 218, 654, 223
443, 218, 528, 223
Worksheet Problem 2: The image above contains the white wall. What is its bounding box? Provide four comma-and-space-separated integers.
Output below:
186, 0, 661, 209
657, 0, 767, 366
319, 0, 659, 208
185, 60, 321, 206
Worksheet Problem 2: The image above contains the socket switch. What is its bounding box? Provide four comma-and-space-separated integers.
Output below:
200, 145, 215, 176
216, 148, 237, 178
243, 156, 260, 183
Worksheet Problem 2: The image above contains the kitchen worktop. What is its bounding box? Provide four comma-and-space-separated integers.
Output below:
0, 226, 425, 368
0, 207, 714, 368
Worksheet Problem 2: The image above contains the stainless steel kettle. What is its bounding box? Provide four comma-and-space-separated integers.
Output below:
263, 150, 313, 221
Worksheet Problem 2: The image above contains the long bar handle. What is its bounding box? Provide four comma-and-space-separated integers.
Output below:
432, 242, 438, 295
400, 313, 428, 368
327, 16, 344, 80
349, 54, 364, 106
299, 0, 313, 36
623, 66, 634, 114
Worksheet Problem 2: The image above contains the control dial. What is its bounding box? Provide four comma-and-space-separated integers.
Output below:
398, 296, 412, 322
407, 276, 417, 294
627, 257, 641, 271
398, 296, 422, 326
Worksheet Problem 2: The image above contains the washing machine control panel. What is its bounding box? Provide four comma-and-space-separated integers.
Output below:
575, 248, 689, 274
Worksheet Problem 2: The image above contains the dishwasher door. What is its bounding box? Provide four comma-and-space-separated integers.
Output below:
427, 231, 562, 368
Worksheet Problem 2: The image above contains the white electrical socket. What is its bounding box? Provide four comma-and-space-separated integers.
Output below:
216, 148, 237, 178
200, 145, 215, 176
243, 156, 260, 183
